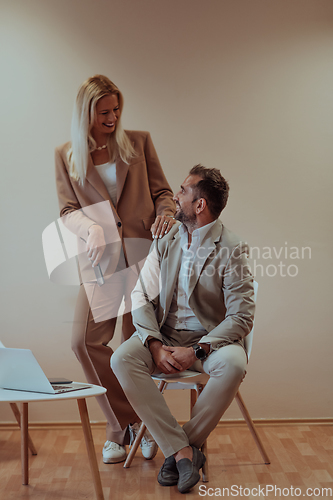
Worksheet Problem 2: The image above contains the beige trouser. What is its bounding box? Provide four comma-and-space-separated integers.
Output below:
72, 270, 139, 445
111, 326, 247, 457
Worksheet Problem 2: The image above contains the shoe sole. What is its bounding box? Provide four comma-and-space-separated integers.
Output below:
103, 456, 126, 464
157, 476, 179, 487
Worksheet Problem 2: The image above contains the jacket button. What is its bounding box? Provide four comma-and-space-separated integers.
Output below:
117, 222, 122, 228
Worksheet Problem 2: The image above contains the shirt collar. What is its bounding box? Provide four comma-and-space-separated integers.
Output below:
179, 219, 218, 248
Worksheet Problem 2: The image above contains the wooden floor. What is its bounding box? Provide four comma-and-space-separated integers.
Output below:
0, 423, 332, 500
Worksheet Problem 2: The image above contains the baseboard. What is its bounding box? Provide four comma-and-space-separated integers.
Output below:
216, 418, 333, 427
0, 421, 107, 431
0, 418, 332, 431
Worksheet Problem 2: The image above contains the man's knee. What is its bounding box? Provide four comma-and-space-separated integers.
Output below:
208, 345, 247, 382
111, 336, 146, 377
110, 341, 128, 376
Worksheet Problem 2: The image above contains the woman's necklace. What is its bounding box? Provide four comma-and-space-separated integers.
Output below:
95, 144, 107, 151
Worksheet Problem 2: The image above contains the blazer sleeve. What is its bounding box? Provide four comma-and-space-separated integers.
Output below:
144, 133, 176, 217
199, 243, 255, 349
55, 146, 96, 240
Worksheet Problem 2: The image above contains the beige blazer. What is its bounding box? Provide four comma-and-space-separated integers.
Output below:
132, 219, 255, 350
55, 130, 176, 282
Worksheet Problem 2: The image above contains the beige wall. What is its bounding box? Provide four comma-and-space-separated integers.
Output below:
0, 0, 332, 425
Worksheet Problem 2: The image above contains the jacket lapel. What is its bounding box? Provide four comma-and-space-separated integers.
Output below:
160, 234, 182, 324
187, 220, 222, 298
116, 157, 130, 204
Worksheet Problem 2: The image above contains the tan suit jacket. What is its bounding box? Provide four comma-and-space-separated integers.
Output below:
55, 130, 176, 282
132, 219, 255, 350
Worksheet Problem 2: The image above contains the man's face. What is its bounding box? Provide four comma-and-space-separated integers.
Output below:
173, 174, 201, 225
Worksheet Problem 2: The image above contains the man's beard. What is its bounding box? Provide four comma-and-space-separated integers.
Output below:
175, 207, 196, 226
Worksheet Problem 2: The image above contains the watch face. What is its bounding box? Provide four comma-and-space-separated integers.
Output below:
194, 345, 206, 360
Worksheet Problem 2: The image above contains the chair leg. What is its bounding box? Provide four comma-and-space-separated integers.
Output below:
194, 384, 209, 482
10, 403, 37, 456
123, 422, 147, 468
201, 440, 209, 482
235, 391, 270, 464
190, 388, 197, 411
158, 380, 168, 394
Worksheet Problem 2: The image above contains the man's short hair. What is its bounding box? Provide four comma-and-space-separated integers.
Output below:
189, 164, 229, 219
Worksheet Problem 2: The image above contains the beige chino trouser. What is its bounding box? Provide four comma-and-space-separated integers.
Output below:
111, 326, 247, 458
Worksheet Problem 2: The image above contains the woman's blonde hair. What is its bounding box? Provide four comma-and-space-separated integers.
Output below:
68, 75, 135, 183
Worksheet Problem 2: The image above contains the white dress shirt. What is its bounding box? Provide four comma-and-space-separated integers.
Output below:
164, 220, 216, 331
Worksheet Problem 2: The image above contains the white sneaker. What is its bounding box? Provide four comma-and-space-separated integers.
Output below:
102, 441, 126, 464
129, 423, 158, 460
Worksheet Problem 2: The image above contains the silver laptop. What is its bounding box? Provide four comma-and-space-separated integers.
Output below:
0, 347, 91, 395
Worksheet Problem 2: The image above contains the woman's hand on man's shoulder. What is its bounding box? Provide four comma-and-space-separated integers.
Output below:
151, 215, 176, 239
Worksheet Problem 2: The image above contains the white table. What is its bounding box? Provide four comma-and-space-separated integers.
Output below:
0, 383, 106, 500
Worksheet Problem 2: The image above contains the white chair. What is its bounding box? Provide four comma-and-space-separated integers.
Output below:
123, 282, 270, 478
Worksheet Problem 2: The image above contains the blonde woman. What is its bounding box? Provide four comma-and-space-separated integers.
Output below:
55, 75, 176, 463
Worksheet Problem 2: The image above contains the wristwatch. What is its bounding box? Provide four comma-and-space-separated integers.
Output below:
192, 344, 208, 361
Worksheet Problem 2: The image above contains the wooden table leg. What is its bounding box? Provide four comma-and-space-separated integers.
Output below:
77, 398, 104, 500
10, 403, 37, 455
20, 402, 29, 485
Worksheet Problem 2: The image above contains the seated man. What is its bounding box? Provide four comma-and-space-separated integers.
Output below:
112, 165, 255, 493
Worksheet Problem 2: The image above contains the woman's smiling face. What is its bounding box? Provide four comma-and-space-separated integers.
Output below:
91, 93, 120, 139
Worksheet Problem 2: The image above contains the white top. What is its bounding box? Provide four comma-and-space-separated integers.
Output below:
95, 161, 117, 206
164, 220, 216, 331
